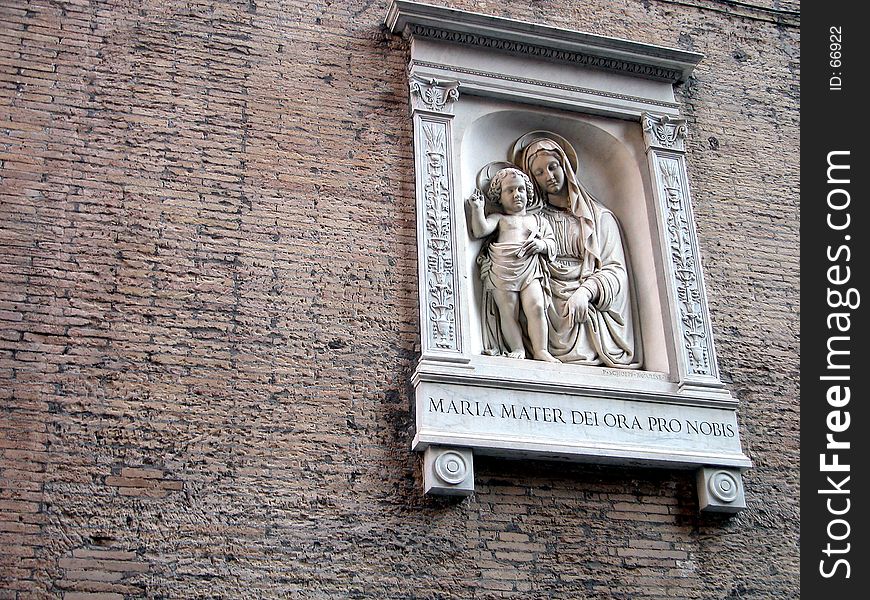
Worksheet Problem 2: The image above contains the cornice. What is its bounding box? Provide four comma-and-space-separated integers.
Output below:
384, 0, 704, 84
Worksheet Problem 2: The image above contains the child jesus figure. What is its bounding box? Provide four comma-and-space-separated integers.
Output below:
467, 167, 559, 363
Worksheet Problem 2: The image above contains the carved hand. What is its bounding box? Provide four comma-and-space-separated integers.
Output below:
517, 236, 546, 258
562, 287, 594, 326
467, 189, 485, 211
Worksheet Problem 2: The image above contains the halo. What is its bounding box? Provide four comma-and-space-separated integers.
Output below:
475, 161, 516, 196
510, 130, 579, 173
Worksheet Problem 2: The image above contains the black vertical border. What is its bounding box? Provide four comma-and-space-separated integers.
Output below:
802, 3, 868, 596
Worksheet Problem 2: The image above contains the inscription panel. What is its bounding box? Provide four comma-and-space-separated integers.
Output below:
414, 381, 749, 467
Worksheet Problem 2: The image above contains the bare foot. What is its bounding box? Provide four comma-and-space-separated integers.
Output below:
533, 350, 560, 363
506, 349, 526, 359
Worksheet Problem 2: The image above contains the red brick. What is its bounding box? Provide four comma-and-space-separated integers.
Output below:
0, 0, 798, 598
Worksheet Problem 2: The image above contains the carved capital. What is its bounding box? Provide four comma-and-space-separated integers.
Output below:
642, 113, 688, 152
410, 75, 460, 114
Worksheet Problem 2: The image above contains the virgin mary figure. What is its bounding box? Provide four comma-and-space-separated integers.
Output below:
516, 133, 641, 368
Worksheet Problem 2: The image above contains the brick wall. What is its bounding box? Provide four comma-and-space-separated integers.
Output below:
1, 0, 799, 597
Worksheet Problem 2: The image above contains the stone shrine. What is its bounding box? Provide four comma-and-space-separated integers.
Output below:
385, 0, 751, 511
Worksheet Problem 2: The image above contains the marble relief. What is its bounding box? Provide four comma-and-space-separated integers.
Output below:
468, 133, 640, 368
